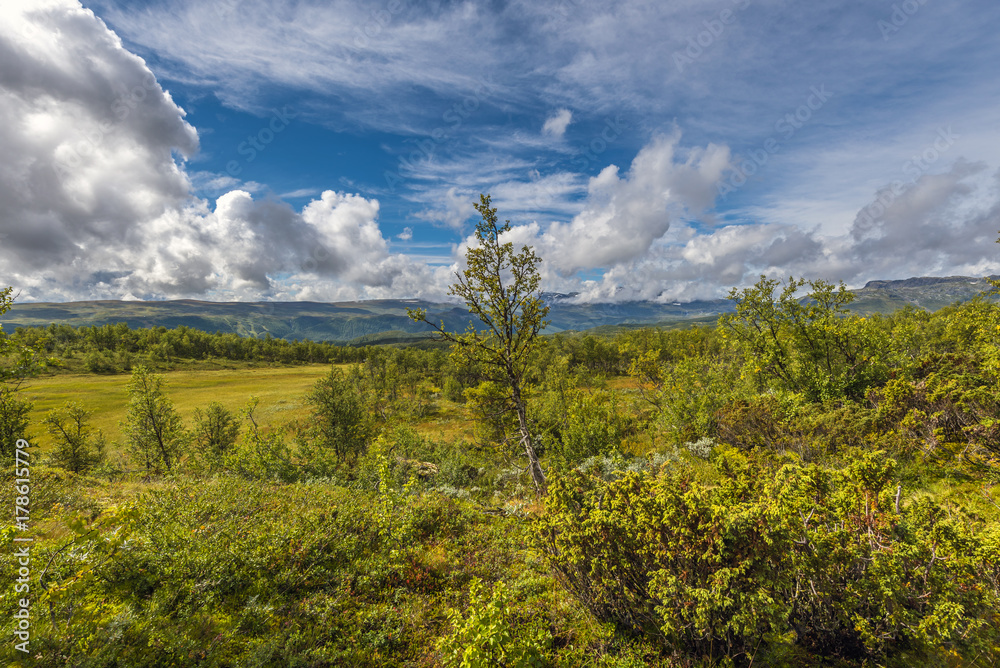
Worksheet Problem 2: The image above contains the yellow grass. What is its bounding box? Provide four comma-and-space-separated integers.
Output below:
21, 364, 338, 451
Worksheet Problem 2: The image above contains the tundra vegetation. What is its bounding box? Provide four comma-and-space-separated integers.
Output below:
1, 221, 999, 666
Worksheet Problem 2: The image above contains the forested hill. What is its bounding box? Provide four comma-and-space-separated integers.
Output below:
0, 296, 734, 342
1, 275, 996, 342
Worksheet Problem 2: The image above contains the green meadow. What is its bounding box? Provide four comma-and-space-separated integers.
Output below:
20, 364, 335, 451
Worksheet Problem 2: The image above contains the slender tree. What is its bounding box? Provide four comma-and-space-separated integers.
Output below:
301, 367, 371, 473
121, 365, 188, 473
409, 194, 549, 492
0, 287, 51, 457
192, 401, 240, 470
43, 401, 106, 473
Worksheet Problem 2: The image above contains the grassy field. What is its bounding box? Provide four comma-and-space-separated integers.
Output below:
22, 363, 480, 455
21, 364, 337, 452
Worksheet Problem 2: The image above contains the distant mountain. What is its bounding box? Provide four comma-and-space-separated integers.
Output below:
1, 276, 995, 343
849, 275, 998, 314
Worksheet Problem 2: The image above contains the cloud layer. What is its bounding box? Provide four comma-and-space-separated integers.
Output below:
0, 0, 443, 302
1, 0, 999, 305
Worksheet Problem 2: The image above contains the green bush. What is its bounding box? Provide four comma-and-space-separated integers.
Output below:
42, 401, 106, 473
223, 397, 298, 482
537, 449, 1000, 666
84, 349, 118, 373
299, 366, 372, 475
437, 578, 550, 667
538, 388, 636, 467
0, 387, 31, 456
192, 401, 241, 471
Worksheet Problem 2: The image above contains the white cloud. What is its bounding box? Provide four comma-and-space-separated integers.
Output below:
4, 0, 1000, 307
542, 108, 572, 138
0, 0, 447, 303
0, 0, 197, 281
278, 187, 321, 199
533, 133, 731, 274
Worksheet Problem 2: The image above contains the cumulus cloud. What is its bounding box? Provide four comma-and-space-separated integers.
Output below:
0, 0, 197, 275
542, 108, 572, 138
0, 0, 443, 303
845, 161, 1000, 280
4, 1, 1000, 308
562, 161, 1000, 303
529, 133, 731, 275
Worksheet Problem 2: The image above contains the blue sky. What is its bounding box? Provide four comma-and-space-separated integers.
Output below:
2, 0, 1000, 303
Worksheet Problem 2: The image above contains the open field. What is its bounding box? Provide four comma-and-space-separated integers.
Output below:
21, 362, 480, 453
21, 364, 337, 451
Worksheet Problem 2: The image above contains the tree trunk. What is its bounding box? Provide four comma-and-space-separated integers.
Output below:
512, 382, 546, 494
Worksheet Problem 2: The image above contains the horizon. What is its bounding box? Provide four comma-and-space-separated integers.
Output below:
5, 273, 997, 309
2, 1, 1000, 304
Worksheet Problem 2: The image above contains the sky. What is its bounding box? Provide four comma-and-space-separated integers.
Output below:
1, 0, 1000, 304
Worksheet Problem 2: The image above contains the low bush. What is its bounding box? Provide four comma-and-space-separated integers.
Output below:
537, 449, 1000, 667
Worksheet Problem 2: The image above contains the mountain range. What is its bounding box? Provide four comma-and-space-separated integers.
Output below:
1, 276, 995, 344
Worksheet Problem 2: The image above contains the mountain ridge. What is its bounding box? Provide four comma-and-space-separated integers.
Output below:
2, 275, 995, 343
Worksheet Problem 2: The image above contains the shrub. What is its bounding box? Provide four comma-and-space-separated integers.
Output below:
84, 350, 118, 373
43, 401, 107, 473
537, 449, 1000, 666
539, 388, 636, 468
223, 397, 298, 482
0, 388, 31, 457
300, 367, 372, 475
120, 365, 189, 474
437, 578, 550, 668
192, 401, 240, 470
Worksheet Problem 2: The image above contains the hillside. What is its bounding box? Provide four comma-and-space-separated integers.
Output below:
0, 295, 734, 342
1, 275, 995, 342
850, 275, 999, 313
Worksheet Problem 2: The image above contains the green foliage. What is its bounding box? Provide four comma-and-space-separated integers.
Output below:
0, 387, 31, 453
1, 286, 53, 457
537, 386, 635, 467
8, 275, 1000, 667
12, 319, 351, 372
870, 351, 1000, 476
121, 365, 189, 474
300, 366, 372, 475
1, 474, 610, 668
223, 397, 298, 482
656, 355, 743, 446
438, 578, 550, 667
409, 193, 549, 492
43, 401, 107, 473
537, 461, 790, 666
84, 349, 119, 373
1, 287, 54, 385
620, 335, 744, 447
537, 449, 1000, 666
191, 401, 240, 470
722, 276, 893, 401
